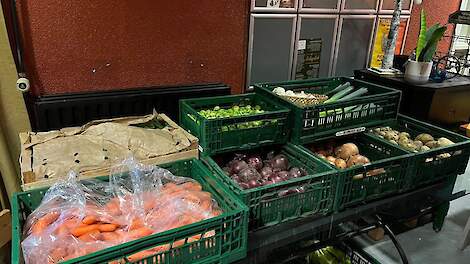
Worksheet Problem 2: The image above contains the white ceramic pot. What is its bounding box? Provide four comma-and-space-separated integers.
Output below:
404, 60, 433, 84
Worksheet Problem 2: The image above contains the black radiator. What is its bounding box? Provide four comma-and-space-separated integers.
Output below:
26, 83, 231, 131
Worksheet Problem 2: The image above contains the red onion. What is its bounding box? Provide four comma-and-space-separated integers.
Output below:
231, 160, 248, 174
238, 167, 260, 182
231, 175, 240, 182
271, 154, 289, 171
299, 167, 308, 177
247, 179, 259, 188
263, 180, 275, 186
288, 167, 302, 179
247, 155, 263, 171
266, 151, 276, 160
270, 175, 284, 183
260, 166, 273, 179
276, 171, 289, 180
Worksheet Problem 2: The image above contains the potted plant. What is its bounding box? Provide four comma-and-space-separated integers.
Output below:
405, 10, 447, 84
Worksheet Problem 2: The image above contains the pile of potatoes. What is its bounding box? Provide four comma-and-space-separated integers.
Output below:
371, 127, 454, 153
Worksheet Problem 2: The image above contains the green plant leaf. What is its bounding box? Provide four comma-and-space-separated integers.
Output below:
416, 9, 427, 59
425, 24, 441, 42
418, 25, 447, 62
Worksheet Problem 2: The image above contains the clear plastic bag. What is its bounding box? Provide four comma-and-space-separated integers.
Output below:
21, 157, 222, 264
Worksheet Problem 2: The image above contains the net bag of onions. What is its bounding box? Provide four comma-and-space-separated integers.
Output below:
21, 157, 222, 264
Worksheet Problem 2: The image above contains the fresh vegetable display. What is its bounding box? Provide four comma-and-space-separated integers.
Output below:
272, 82, 369, 110
370, 126, 455, 156
198, 104, 275, 131
311, 142, 370, 169
221, 151, 308, 190
21, 159, 221, 264
309, 141, 385, 178
198, 105, 264, 119
306, 246, 352, 264
273, 86, 328, 106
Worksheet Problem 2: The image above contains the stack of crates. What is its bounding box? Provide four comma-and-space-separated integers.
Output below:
181, 76, 470, 226
180, 94, 337, 229
255, 77, 470, 211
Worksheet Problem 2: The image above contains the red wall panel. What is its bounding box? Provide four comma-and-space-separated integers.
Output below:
404, 0, 460, 56
17, 1, 249, 95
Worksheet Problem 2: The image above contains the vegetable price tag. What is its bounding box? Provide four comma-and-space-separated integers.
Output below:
335, 127, 366, 137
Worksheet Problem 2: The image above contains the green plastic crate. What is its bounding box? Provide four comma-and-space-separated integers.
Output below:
255, 77, 401, 144
11, 159, 248, 264
202, 143, 337, 230
367, 114, 470, 189
179, 93, 290, 155
296, 134, 411, 211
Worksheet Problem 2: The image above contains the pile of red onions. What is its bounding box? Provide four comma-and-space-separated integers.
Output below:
222, 151, 308, 189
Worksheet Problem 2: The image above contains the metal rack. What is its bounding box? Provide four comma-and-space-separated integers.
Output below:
237, 175, 465, 263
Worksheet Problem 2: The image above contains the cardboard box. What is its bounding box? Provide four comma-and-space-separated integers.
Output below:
20, 113, 198, 190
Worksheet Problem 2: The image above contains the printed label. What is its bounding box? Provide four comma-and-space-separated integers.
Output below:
335, 127, 366, 137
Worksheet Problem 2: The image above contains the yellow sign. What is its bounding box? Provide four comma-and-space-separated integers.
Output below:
370, 19, 406, 68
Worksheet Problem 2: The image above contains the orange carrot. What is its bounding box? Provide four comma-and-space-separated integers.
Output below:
31, 220, 49, 235
106, 199, 122, 216
129, 218, 144, 231
71, 224, 99, 237
180, 182, 202, 191
101, 231, 121, 242
82, 215, 97, 225
127, 227, 153, 239
48, 247, 67, 263
200, 200, 212, 211
98, 223, 118, 232
63, 217, 80, 229
78, 229, 101, 242
31, 211, 60, 235
172, 239, 185, 247
127, 249, 156, 262
53, 224, 69, 236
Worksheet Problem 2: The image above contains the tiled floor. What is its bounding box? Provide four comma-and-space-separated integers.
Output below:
356, 162, 470, 264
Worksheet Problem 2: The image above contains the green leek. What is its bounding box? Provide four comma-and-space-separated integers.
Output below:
336, 88, 368, 102
326, 82, 351, 96
323, 87, 354, 104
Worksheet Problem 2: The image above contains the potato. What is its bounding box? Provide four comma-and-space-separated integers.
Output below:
425, 140, 439, 149
326, 156, 336, 165
413, 140, 423, 149
399, 132, 410, 139
398, 137, 411, 147
415, 133, 434, 143
420, 145, 431, 152
437, 137, 454, 147
334, 158, 347, 169
384, 132, 399, 142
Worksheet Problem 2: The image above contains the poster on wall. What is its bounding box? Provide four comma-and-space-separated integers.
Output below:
296, 39, 322, 79
370, 18, 407, 68
267, 0, 294, 8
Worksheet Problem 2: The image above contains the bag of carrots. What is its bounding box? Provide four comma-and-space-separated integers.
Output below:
21, 157, 222, 264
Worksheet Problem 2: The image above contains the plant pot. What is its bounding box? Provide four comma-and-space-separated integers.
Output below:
404, 60, 433, 84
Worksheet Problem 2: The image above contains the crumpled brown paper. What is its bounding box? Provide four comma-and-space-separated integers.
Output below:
21, 113, 193, 182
